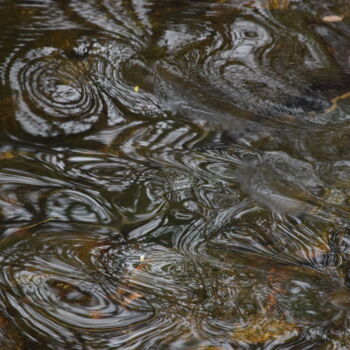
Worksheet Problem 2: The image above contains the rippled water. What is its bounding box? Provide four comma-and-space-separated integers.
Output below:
2, 0, 350, 348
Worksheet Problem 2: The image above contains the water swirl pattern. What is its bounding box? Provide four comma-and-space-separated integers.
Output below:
2, 0, 350, 349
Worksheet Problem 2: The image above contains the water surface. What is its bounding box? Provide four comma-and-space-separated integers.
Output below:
1, 0, 350, 348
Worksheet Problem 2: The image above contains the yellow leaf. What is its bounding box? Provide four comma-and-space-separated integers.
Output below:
134, 85, 140, 93
0, 151, 15, 160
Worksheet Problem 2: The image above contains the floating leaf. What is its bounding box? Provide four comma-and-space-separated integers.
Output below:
322, 15, 343, 23
134, 85, 140, 92
0, 151, 15, 160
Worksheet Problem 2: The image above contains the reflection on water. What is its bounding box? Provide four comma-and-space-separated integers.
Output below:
2, 0, 350, 348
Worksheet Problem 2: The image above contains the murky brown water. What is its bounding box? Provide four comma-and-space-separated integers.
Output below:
2, 0, 350, 348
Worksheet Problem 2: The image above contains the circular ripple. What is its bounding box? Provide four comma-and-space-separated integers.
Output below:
0, 228, 155, 348
6, 30, 160, 140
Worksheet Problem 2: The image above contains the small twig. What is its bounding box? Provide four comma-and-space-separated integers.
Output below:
326, 91, 350, 113
21, 217, 57, 230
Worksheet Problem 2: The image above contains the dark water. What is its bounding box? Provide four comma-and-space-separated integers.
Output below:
2, 0, 350, 348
